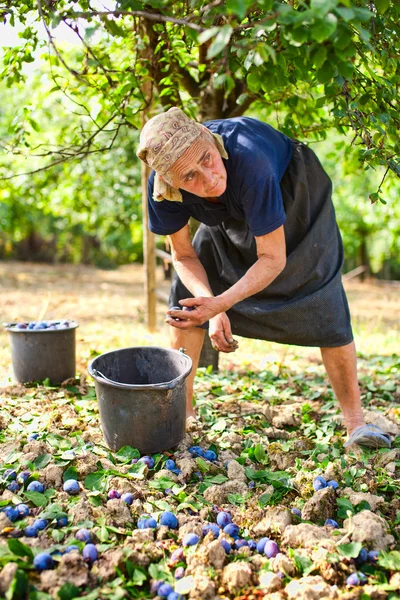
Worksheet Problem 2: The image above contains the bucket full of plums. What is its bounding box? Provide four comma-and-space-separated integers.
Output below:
4, 320, 78, 384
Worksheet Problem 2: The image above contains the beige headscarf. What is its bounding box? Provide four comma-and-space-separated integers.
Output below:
136, 107, 228, 202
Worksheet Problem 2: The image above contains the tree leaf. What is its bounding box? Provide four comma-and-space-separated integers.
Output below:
254, 443, 266, 463
39, 503, 67, 521
207, 25, 233, 59
378, 550, 400, 570
7, 539, 34, 560
227, 0, 247, 20
33, 454, 52, 470
63, 466, 79, 482
312, 46, 327, 69
310, 14, 338, 42
337, 542, 363, 558
5, 568, 29, 600
23, 491, 48, 507
374, 0, 390, 13
57, 582, 80, 600
84, 471, 107, 491
115, 446, 140, 462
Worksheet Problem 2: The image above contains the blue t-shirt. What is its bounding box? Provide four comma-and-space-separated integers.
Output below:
147, 117, 293, 237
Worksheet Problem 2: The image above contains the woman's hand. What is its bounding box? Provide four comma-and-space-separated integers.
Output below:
209, 313, 239, 353
165, 296, 223, 328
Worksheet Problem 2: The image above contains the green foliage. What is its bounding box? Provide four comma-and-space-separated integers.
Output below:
0, 0, 400, 267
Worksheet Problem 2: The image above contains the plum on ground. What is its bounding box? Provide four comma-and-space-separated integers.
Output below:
33, 553, 54, 570
63, 479, 80, 495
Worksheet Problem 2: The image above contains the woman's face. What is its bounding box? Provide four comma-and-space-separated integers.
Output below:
163, 136, 227, 198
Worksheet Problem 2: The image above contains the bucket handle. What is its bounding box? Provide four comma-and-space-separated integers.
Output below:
92, 368, 179, 390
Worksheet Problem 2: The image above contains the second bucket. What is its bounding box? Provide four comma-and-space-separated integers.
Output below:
88, 346, 192, 454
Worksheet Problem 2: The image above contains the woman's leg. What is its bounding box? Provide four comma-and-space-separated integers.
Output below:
170, 326, 206, 418
320, 340, 365, 436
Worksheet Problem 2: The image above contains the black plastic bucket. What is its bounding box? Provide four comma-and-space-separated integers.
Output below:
6, 324, 78, 384
88, 346, 192, 454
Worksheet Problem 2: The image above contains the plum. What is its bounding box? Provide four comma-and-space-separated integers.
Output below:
216, 511, 232, 527
63, 480, 80, 495
312, 475, 327, 491
159, 511, 178, 529
33, 552, 54, 570
182, 533, 200, 546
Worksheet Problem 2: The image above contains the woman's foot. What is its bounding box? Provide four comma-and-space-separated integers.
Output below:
344, 424, 392, 449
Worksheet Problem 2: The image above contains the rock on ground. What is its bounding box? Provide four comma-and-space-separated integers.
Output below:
104, 498, 133, 527
203, 480, 248, 505
42, 464, 64, 488
270, 553, 297, 576
252, 506, 292, 536
282, 524, 334, 549
341, 488, 385, 512
39, 552, 90, 592
363, 409, 399, 436
227, 459, 247, 482
69, 498, 95, 525
285, 575, 338, 599
222, 561, 253, 594
188, 539, 226, 570
272, 403, 302, 428
0, 562, 18, 594
259, 570, 282, 592
188, 572, 216, 599
344, 510, 395, 550
301, 487, 337, 522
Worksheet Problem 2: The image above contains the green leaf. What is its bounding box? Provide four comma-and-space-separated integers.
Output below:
254, 443, 266, 463
316, 62, 335, 83
63, 466, 78, 482
33, 454, 52, 470
7, 539, 34, 560
207, 25, 233, 59
84, 471, 107, 492
288, 548, 314, 575
312, 46, 327, 69
310, 14, 338, 42
337, 542, 363, 558
246, 72, 261, 92
195, 457, 211, 473
132, 568, 147, 586
258, 491, 272, 507
227, 0, 247, 19
211, 419, 227, 433
23, 491, 48, 507
311, 0, 338, 17
57, 583, 80, 600
115, 446, 140, 462
5, 568, 28, 600
374, 0, 390, 12
198, 27, 219, 45
204, 475, 228, 485
39, 503, 67, 521
378, 551, 400, 571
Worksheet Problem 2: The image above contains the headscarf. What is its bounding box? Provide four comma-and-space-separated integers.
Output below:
136, 107, 228, 202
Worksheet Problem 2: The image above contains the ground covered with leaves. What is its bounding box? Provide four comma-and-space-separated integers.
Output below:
1, 262, 400, 599
0, 355, 399, 599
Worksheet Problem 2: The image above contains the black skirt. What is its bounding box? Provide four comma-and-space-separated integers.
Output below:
169, 141, 353, 348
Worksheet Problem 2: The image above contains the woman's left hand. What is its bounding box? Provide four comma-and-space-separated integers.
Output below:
165, 296, 223, 328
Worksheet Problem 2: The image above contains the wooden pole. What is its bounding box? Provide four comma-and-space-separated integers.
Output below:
141, 111, 157, 332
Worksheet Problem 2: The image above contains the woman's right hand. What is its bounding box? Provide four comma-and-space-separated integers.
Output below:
209, 312, 239, 353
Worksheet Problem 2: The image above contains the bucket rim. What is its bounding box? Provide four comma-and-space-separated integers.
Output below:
5, 322, 79, 333
87, 346, 192, 390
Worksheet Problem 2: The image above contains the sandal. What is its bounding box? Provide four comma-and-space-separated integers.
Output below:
344, 423, 392, 449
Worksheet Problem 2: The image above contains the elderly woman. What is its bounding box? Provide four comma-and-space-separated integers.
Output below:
137, 107, 391, 449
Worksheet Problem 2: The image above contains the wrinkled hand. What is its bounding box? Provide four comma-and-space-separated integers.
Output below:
209, 312, 239, 353
165, 296, 222, 329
